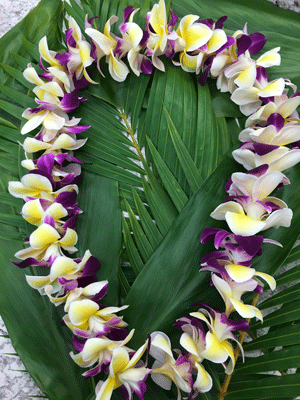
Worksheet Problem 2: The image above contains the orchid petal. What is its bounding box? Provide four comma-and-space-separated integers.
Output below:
211, 201, 244, 220
50, 256, 77, 281
259, 78, 285, 98
229, 298, 263, 321
26, 275, 51, 289
23, 66, 44, 85
69, 299, 99, 325
225, 211, 266, 236
194, 362, 213, 392
30, 224, 60, 249
256, 47, 281, 68
202, 332, 228, 363
58, 228, 78, 246
224, 264, 255, 283
255, 271, 276, 290
234, 63, 256, 88
23, 137, 52, 153
39, 36, 60, 66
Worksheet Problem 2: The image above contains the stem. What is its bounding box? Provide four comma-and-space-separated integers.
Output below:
120, 110, 145, 163
218, 294, 260, 400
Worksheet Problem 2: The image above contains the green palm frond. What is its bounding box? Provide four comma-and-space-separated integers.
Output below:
0, 0, 300, 399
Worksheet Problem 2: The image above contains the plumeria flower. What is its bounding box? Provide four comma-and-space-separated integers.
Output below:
25, 250, 101, 295
239, 113, 300, 146
232, 142, 300, 173
14, 221, 78, 261
38, 36, 75, 93
210, 274, 263, 321
149, 331, 193, 399
211, 170, 293, 236
8, 173, 54, 200
23, 64, 65, 105
211, 198, 292, 236
21, 198, 68, 226
86, 16, 129, 82
174, 317, 213, 394
94, 342, 150, 400
22, 133, 87, 155
146, 0, 177, 71
231, 67, 286, 116
245, 91, 300, 127
190, 307, 249, 374
56, 17, 97, 84
63, 298, 128, 338
224, 47, 281, 94
119, 7, 153, 76
21, 104, 69, 135
25, 117, 89, 146
174, 15, 227, 74
70, 329, 135, 377
45, 279, 108, 309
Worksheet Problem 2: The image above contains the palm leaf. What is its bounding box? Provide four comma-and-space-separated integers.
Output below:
1, 0, 300, 399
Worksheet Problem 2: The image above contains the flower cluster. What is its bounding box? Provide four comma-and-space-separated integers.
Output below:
7, 0, 300, 399
8, 18, 150, 400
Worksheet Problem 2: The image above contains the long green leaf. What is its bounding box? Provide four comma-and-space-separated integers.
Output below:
146, 135, 189, 212
235, 345, 300, 374
251, 300, 300, 330
76, 171, 122, 305
226, 374, 300, 399
164, 106, 203, 193
244, 323, 300, 351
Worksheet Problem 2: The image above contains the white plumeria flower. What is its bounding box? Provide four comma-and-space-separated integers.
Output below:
210, 274, 263, 321
64, 298, 128, 338
21, 107, 68, 135
23, 65, 65, 105
232, 145, 300, 173
146, 0, 177, 71
239, 120, 300, 146
21, 199, 68, 226
149, 331, 192, 398
178, 325, 213, 393
86, 16, 129, 82
66, 17, 97, 84
190, 308, 243, 374
211, 199, 292, 236
95, 343, 150, 400
174, 15, 213, 73
14, 224, 78, 261
245, 92, 300, 127
119, 8, 145, 76
22, 133, 87, 155
70, 329, 135, 376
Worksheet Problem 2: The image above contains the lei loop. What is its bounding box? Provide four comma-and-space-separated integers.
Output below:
7, 0, 300, 399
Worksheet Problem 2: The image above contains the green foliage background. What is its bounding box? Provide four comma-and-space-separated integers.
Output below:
0, 0, 300, 399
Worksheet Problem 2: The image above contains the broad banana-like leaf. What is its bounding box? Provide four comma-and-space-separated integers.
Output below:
1, 0, 300, 399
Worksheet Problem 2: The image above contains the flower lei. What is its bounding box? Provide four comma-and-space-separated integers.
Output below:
7, 0, 300, 399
